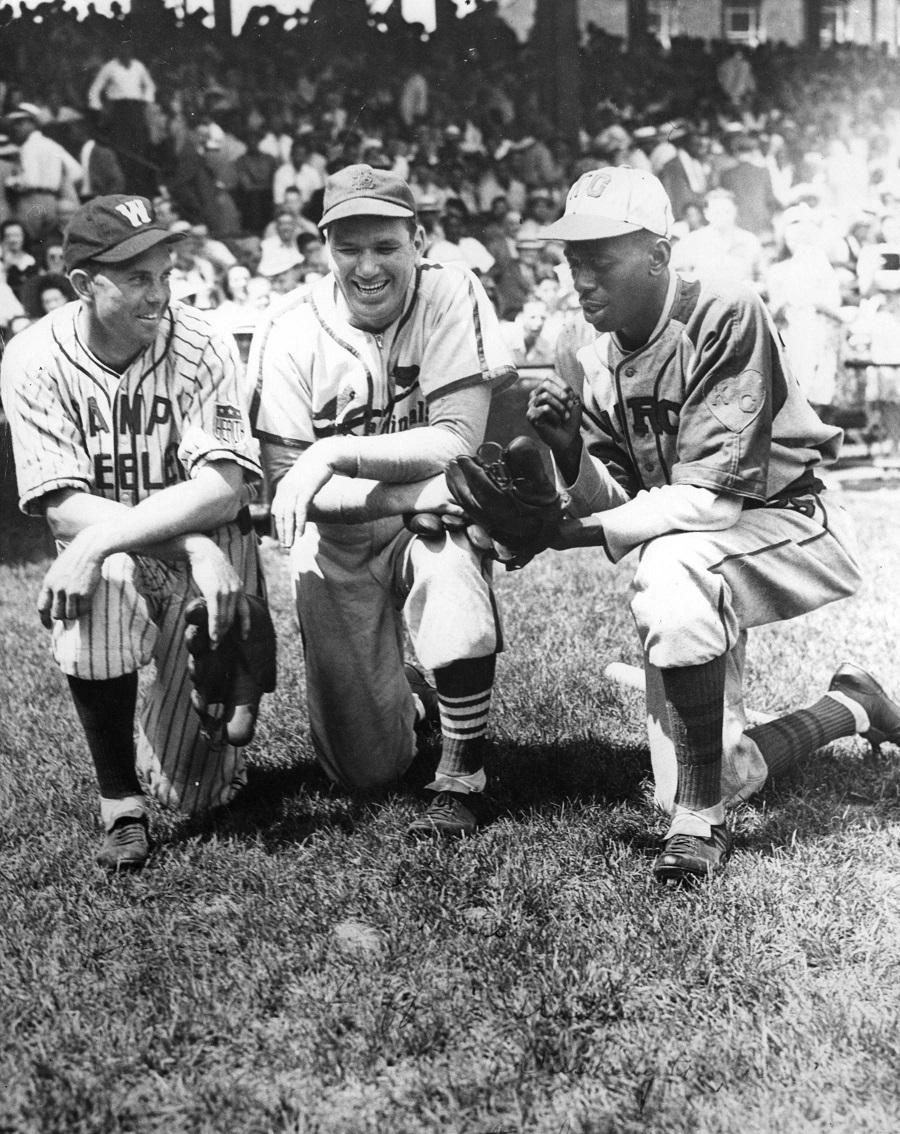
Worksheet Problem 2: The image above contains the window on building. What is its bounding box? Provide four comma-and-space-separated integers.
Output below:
648, 0, 679, 50
723, 2, 761, 45
820, 2, 851, 46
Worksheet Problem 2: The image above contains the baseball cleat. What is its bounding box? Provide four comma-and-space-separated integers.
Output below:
828, 662, 900, 751
406, 790, 479, 839
653, 823, 731, 886
96, 816, 150, 871
404, 662, 440, 735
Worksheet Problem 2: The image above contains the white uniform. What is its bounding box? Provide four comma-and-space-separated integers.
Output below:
1, 299, 263, 815
249, 262, 516, 791
557, 272, 862, 810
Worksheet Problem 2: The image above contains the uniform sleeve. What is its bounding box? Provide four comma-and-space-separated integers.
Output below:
176, 325, 263, 487
247, 306, 316, 450
418, 264, 517, 402
672, 288, 776, 501
0, 341, 94, 515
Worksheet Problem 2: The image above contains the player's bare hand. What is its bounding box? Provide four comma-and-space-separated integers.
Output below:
37, 530, 106, 627
406, 475, 477, 539
272, 448, 334, 548
527, 376, 583, 455
187, 540, 250, 645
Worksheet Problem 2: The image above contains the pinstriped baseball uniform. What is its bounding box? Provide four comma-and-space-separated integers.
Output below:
249, 262, 515, 791
1, 299, 264, 814
561, 272, 862, 809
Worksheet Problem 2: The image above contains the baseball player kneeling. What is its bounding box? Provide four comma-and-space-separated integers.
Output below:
523, 166, 900, 883
249, 164, 516, 837
1, 195, 273, 870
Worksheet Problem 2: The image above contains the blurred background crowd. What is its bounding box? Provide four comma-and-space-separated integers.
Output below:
4, 0, 900, 450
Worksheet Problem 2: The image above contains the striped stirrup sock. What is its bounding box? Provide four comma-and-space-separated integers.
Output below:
432, 654, 496, 780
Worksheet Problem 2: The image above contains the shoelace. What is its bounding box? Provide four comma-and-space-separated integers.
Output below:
109, 821, 147, 848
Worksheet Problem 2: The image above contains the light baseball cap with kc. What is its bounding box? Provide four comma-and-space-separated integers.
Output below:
540, 166, 674, 242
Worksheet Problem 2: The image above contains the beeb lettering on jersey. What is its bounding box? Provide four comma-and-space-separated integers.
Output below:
92, 441, 184, 494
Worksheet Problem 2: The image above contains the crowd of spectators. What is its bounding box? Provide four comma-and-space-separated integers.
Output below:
4, 0, 900, 448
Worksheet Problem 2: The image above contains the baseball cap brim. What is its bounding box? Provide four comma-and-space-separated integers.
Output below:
87, 227, 186, 266
537, 216, 643, 241
319, 199, 415, 228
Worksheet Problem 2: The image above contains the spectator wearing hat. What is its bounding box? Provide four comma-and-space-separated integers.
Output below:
256, 243, 304, 296
5, 103, 82, 242
0, 132, 20, 226
671, 188, 765, 287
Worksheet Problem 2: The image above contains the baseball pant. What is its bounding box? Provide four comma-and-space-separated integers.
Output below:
628, 494, 861, 812
291, 517, 500, 792
51, 520, 263, 822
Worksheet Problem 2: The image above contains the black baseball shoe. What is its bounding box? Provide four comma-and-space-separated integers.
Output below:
96, 816, 151, 871
406, 790, 479, 839
653, 823, 731, 885
829, 662, 900, 750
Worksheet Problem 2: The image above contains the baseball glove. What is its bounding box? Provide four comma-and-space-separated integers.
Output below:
183, 594, 277, 747
445, 436, 564, 570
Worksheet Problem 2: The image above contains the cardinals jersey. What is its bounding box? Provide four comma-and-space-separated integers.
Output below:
248, 260, 516, 449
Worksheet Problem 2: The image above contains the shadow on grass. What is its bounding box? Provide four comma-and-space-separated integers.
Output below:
166, 757, 362, 851
489, 736, 651, 813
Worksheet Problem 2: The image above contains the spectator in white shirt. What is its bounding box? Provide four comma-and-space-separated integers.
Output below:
87, 42, 156, 195
4, 106, 81, 242
272, 140, 324, 208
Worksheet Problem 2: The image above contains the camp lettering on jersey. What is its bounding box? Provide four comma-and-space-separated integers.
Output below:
249, 260, 516, 449
577, 275, 843, 501
0, 301, 262, 514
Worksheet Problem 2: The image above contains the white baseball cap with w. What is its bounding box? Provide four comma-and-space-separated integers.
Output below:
540, 166, 673, 242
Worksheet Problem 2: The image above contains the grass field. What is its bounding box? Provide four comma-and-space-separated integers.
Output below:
3, 433, 900, 1133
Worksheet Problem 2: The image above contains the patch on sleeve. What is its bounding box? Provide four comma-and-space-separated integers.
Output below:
214, 403, 245, 445
703, 370, 765, 433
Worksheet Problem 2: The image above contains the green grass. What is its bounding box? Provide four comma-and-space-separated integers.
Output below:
2, 463, 900, 1133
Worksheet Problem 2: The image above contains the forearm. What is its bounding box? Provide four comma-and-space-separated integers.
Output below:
305, 384, 490, 485
45, 463, 247, 558
560, 485, 744, 563
307, 475, 444, 524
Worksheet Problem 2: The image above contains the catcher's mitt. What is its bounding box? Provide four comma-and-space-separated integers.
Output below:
445, 436, 564, 570
184, 594, 277, 747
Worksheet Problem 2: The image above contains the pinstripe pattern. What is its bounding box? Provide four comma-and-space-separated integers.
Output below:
1, 299, 266, 816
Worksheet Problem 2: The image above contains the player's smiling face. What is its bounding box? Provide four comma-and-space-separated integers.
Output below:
81, 245, 173, 367
328, 216, 424, 332
565, 231, 670, 351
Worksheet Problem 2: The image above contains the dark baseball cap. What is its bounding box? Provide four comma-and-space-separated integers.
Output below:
63, 195, 186, 271
318, 164, 416, 229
